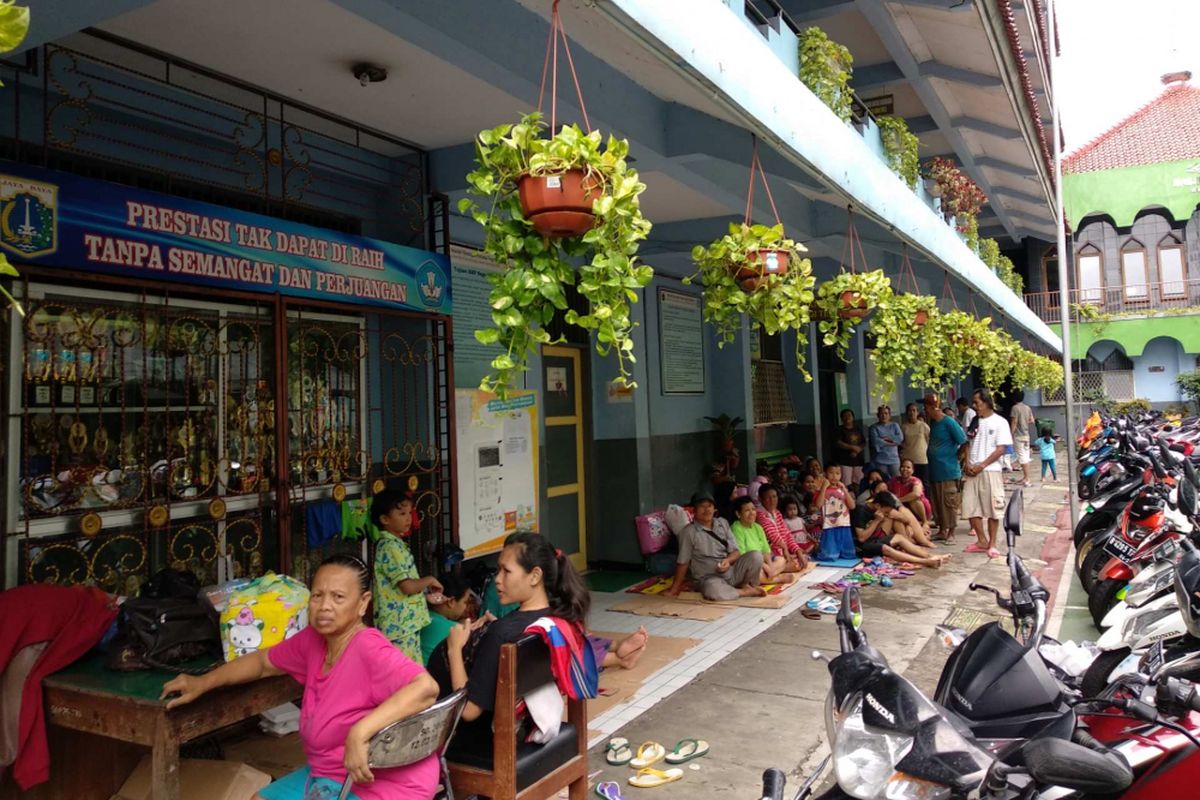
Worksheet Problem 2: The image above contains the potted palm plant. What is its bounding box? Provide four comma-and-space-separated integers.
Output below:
460, 113, 653, 398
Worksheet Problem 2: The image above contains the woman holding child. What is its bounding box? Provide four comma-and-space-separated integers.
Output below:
756, 485, 809, 568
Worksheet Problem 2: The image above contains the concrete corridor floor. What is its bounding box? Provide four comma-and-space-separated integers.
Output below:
585, 477, 1072, 798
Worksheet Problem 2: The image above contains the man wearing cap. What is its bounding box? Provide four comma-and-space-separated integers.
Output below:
666, 492, 766, 601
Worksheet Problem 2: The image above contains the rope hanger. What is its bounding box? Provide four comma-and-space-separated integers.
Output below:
743, 134, 782, 227
536, 0, 591, 133
839, 206, 868, 274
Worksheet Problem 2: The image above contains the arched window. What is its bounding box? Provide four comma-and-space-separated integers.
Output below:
1076, 243, 1103, 304
1157, 233, 1186, 298
1120, 237, 1149, 303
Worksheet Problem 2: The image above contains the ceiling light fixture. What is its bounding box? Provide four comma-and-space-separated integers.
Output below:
352, 63, 388, 87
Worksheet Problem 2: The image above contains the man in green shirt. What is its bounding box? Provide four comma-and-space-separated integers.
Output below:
730, 496, 795, 584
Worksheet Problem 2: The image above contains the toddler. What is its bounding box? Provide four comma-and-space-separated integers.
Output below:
1037, 427, 1060, 481
781, 496, 813, 552
372, 489, 443, 662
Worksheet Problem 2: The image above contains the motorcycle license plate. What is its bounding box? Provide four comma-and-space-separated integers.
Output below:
1103, 536, 1138, 562
1141, 640, 1166, 676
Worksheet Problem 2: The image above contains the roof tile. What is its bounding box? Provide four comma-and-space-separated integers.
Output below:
1064, 84, 1200, 173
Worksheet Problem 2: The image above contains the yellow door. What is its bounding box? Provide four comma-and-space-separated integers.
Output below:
542, 346, 587, 571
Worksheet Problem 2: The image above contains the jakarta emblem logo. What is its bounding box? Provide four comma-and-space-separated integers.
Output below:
0, 174, 58, 258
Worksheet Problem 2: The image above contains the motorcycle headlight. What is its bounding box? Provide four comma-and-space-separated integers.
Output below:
832, 695, 950, 799
1123, 606, 1176, 639
1125, 568, 1176, 608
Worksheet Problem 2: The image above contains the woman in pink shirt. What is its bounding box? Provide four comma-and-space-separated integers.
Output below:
161, 554, 441, 800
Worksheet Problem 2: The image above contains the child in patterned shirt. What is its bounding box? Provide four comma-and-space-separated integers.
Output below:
371, 489, 443, 662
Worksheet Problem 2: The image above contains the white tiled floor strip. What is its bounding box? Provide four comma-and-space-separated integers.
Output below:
585, 566, 847, 747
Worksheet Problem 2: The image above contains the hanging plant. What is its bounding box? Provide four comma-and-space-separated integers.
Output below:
979, 328, 1020, 391
688, 222, 816, 378
910, 309, 985, 389
814, 269, 893, 359
977, 236, 1000, 269
458, 6, 652, 399
924, 157, 986, 224
869, 293, 939, 401
876, 116, 920, 189
959, 212, 980, 250
460, 115, 652, 397
798, 27, 854, 123
997, 254, 1024, 294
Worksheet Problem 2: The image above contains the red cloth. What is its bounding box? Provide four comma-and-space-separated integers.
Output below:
0, 584, 118, 788
888, 476, 934, 519
757, 508, 803, 557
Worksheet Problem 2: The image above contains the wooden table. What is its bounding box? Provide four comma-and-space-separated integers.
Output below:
43, 653, 300, 800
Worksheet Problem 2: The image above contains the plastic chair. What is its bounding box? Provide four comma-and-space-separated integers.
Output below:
337, 689, 467, 800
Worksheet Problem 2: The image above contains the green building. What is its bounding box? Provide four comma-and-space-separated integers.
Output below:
1027, 73, 1200, 418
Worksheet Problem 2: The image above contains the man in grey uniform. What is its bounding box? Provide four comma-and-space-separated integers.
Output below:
666, 492, 766, 601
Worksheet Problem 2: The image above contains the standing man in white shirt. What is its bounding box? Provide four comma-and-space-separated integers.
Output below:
956, 396, 977, 433
1009, 391, 1036, 488
961, 389, 1012, 559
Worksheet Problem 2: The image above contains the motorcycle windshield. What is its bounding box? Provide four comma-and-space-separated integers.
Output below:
830, 652, 993, 792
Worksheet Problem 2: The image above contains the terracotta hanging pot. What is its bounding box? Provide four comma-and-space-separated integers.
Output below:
733, 249, 790, 292
517, 169, 600, 238
914, 309, 928, 328
839, 290, 869, 319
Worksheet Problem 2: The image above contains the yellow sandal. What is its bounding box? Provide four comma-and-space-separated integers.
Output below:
629, 741, 666, 769
628, 767, 684, 788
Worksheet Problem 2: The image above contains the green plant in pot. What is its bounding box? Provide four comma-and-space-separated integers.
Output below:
911, 309, 983, 389
460, 112, 653, 398
869, 293, 938, 400
687, 222, 816, 378
798, 26, 854, 123
814, 269, 893, 359
876, 116, 920, 189
979, 328, 1019, 391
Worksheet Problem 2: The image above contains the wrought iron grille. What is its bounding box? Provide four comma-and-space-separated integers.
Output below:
0, 31, 427, 246
10, 284, 275, 592
8, 284, 455, 589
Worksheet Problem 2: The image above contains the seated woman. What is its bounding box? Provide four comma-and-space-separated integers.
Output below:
755, 485, 808, 569
852, 490, 951, 569
423, 573, 647, 672
731, 496, 797, 583
161, 554, 441, 800
425, 532, 591, 752
888, 459, 934, 529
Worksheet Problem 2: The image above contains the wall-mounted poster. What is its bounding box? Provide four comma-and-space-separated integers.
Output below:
455, 389, 539, 558
658, 288, 705, 394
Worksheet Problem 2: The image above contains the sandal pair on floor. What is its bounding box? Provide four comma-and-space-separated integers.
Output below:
601, 738, 708, 792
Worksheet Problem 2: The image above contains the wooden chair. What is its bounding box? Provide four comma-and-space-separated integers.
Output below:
337, 689, 467, 800
446, 634, 588, 800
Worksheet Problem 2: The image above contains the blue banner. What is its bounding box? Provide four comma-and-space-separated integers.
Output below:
0, 160, 451, 314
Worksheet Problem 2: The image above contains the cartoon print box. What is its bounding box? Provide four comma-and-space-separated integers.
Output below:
219, 572, 310, 661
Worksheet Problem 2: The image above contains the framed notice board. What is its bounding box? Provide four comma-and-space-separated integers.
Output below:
658, 288, 705, 394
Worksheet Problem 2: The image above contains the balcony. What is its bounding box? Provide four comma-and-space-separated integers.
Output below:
1024, 278, 1200, 323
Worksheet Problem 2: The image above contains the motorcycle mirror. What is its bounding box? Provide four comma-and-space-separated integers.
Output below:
838, 586, 863, 632
1004, 488, 1023, 548
1023, 738, 1133, 794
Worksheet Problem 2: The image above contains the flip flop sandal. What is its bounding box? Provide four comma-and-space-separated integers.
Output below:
630, 741, 666, 769
605, 737, 633, 766
809, 596, 840, 614
801, 608, 822, 620
595, 781, 628, 800
628, 767, 685, 788
963, 543, 987, 554
665, 738, 710, 764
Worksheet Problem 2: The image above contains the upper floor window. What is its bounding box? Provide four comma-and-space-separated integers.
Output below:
1158, 234, 1186, 298
1120, 239, 1149, 301
1077, 245, 1103, 304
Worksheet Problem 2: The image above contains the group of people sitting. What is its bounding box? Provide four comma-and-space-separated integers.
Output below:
680, 452, 955, 602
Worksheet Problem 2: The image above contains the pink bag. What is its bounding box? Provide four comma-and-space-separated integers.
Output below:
634, 511, 672, 555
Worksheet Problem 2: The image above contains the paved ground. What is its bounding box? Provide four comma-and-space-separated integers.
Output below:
585, 477, 1072, 798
